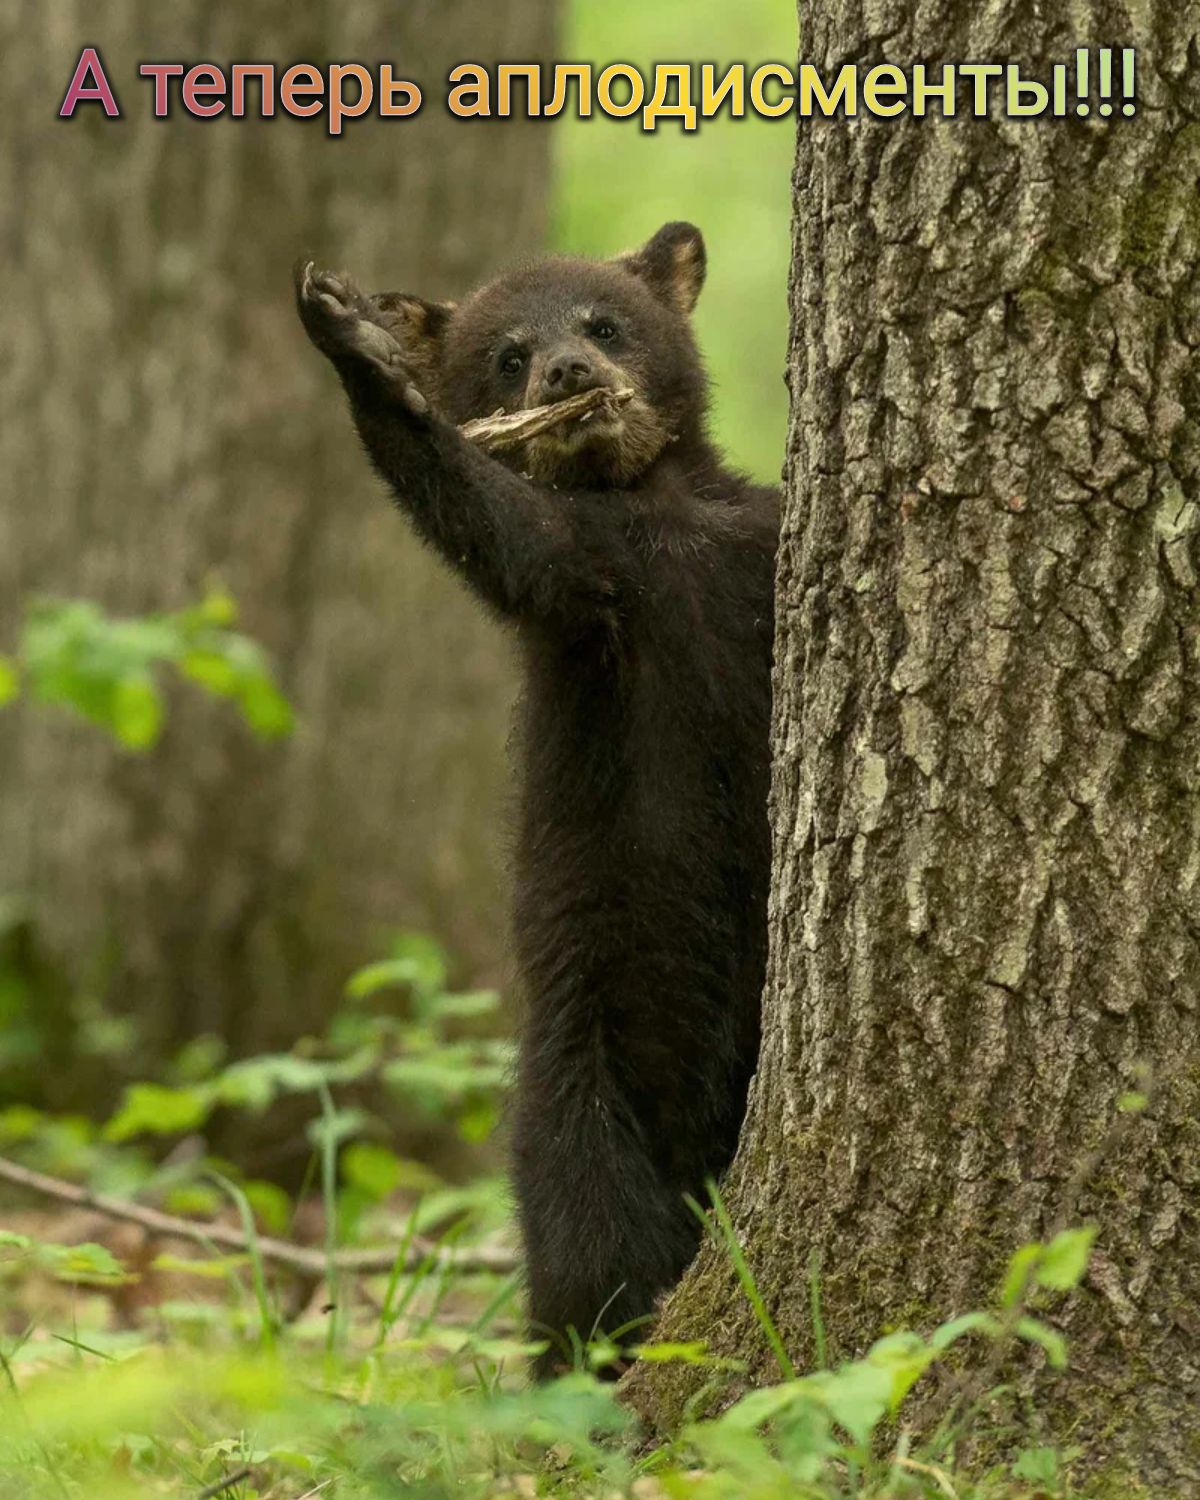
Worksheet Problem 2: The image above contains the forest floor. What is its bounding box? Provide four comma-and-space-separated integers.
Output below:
1, 1172, 1110, 1500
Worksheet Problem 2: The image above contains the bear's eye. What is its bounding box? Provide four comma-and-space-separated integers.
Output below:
499, 349, 525, 378
590, 320, 618, 342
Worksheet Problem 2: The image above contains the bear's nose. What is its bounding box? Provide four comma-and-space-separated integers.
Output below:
541, 351, 594, 402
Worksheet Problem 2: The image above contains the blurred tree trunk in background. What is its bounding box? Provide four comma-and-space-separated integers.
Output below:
0, 1, 552, 1109
628, 1, 1200, 1488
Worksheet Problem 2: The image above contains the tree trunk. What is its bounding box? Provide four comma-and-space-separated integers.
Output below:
628, 3, 1200, 1489
0, 1, 552, 1103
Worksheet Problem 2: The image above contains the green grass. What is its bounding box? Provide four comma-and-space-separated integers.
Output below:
552, 0, 796, 483
0, 910, 1110, 1500
0, 992, 1101, 1500
0, 1178, 1097, 1500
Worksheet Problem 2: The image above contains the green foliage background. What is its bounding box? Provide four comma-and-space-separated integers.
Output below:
553, 0, 796, 483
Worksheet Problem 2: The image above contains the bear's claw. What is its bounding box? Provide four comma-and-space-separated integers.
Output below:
295, 258, 429, 418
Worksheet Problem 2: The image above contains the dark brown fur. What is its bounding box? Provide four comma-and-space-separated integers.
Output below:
295, 224, 778, 1376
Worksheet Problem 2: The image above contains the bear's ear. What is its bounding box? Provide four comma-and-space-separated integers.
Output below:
616, 222, 706, 315
371, 292, 455, 377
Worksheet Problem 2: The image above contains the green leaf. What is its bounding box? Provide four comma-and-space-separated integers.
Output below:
714, 1379, 814, 1432
105, 1082, 212, 1141
347, 933, 448, 1006
163, 1184, 223, 1218
236, 674, 294, 739
0, 654, 19, 707
1001, 1242, 1043, 1308
867, 1329, 926, 1359
216, 1052, 370, 1110
44, 1240, 130, 1286
1118, 1090, 1149, 1114
151, 1254, 247, 1278
930, 1310, 999, 1350
429, 989, 501, 1021
198, 585, 238, 628
112, 674, 164, 749
306, 1106, 369, 1151
864, 1330, 937, 1412
391, 931, 449, 998
1036, 1227, 1095, 1293
383, 1051, 507, 1106
457, 1096, 499, 1144
0, 1104, 44, 1143
383, 1157, 444, 1193
170, 1033, 227, 1084
18, 592, 293, 751
342, 1141, 402, 1201
630, 1341, 712, 1364
180, 648, 239, 696
688, 1422, 787, 1479
1016, 1316, 1069, 1369
818, 1360, 894, 1445
1013, 1446, 1061, 1484
242, 1179, 292, 1236
587, 1338, 621, 1370
346, 958, 432, 1003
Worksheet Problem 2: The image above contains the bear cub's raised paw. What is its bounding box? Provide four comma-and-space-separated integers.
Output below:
293, 259, 429, 416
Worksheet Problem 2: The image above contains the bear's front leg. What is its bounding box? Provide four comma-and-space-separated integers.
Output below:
292, 257, 635, 625
293, 260, 430, 419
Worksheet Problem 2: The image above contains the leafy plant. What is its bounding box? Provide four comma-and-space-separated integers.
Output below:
674, 1227, 1095, 1495
0, 1230, 128, 1287
0, 1197, 1098, 1500
0, 909, 1102, 1499
101, 931, 510, 1155
3, 588, 293, 750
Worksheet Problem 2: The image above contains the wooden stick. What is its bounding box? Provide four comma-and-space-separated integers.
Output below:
342, 292, 633, 454
458, 386, 634, 453
0, 1153, 518, 1278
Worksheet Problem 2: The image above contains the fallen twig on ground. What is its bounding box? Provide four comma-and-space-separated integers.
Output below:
0, 1153, 519, 1278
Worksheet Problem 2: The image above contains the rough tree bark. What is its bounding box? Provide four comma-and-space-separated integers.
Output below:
629, 2, 1200, 1489
0, 1, 552, 1102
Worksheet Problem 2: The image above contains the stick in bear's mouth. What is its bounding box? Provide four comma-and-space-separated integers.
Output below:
458, 387, 634, 455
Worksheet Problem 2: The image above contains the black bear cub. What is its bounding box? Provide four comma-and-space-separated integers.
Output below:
295, 223, 778, 1377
